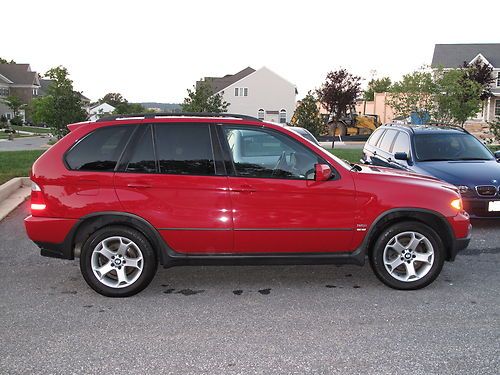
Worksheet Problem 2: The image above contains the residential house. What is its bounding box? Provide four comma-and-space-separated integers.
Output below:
431, 43, 500, 123
0, 63, 40, 121
88, 102, 116, 121
197, 66, 297, 123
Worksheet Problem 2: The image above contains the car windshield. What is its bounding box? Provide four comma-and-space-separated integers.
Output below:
289, 128, 319, 145
414, 133, 494, 161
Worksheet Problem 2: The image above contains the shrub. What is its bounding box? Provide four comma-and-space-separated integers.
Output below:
9, 116, 23, 126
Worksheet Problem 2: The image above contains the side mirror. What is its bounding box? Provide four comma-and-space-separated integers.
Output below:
394, 152, 409, 161
494, 151, 500, 161
315, 164, 332, 181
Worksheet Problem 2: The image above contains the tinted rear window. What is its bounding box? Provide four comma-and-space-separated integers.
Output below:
155, 123, 215, 175
126, 125, 157, 173
65, 126, 133, 171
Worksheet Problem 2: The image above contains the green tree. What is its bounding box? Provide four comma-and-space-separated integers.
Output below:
3, 95, 25, 118
363, 77, 392, 101
387, 70, 436, 123
0, 57, 16, 64
291, 92, 324, 137
114, 102, 148, 114
462, 60, 495, 100
433, 68, 482, 127
181, 81, 229, 113
487, 117, 500, 146
31, 66, 87, 138
98, 92, 127, 107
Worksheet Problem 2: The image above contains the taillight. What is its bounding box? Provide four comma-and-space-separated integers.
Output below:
31, 182, 46, 211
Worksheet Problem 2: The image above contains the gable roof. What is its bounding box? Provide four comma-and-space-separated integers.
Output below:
197, 67, 256, 93
0, 64, 40, 86
431, 43, 500, 68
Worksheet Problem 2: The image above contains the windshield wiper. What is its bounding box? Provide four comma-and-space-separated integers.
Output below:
345, 160, 362, 171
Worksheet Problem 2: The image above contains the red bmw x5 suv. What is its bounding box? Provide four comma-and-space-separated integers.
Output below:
25, 113, 471, 297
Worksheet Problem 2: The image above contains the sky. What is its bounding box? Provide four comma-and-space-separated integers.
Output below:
2, 0, 499, 103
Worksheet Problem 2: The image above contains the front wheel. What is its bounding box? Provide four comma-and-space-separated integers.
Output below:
80, 226, 158, 297
370, 221, 445, 290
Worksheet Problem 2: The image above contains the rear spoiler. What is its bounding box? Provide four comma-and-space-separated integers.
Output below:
67, 121, 91, 132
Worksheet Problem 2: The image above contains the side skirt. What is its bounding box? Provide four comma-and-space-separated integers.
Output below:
161, 247, 366, 268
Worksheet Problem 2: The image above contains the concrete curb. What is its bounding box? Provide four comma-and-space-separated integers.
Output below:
0, 177, 31, 222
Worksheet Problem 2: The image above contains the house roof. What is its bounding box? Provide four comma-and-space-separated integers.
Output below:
431, 43, 500, 68
197, 67, 256, 93
0, 64, 40, 86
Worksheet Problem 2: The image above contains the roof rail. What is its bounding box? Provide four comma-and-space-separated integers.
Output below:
96, 112, 262, 122
427, 122, 469, 133
385, 123, 415, 133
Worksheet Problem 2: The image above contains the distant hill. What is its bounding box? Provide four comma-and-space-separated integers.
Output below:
138, 102, 182, 112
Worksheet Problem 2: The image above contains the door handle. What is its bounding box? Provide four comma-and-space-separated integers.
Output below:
126, 183, 152, 188
232, 184, 256, 193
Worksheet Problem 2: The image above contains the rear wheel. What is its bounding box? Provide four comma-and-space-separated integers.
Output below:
80, 226, 158, 297
370, 221, 445, 290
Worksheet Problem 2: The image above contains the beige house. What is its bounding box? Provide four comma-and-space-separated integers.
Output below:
355, 92, 396, 124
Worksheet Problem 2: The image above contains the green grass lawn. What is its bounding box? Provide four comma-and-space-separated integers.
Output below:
10, 125, 53, 134
0, 150, 45, 185
326, 148, 363, 163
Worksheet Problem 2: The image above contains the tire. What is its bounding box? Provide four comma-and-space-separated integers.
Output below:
80, 226, 158, 297
369, 221, 445, 290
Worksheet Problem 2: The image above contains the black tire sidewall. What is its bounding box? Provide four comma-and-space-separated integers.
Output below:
370, 221, 445, 290
80, 226, 157, 297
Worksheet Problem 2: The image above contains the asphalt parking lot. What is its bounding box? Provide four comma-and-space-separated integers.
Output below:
0, 202, 499, 375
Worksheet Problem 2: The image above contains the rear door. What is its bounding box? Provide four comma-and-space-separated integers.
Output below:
113, 122, 233, 254
220, 125, 356, 254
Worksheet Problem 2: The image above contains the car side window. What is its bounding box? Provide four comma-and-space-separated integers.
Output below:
378, 129, 398, 152
126, 125, 157, 173
154, 123, 215, 176
65, 125, 134, 171
223, 126, 322, 180
368, 129, 385, 146
392, 132, 411, 155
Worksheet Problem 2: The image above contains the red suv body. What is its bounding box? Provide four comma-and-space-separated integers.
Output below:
24, 114, 471, 296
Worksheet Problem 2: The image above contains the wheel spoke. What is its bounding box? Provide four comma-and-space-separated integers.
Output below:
404, 262, 418, 281
116, 238, 130, 256
407, 234, 422, 251
414, 252, 433, 264
386, 257, 404, 272
116, 267, 128, 285
124, 256, 142, 269
388, 238, 405, 254
96, 243, 115, 260
95, 262, 114, 279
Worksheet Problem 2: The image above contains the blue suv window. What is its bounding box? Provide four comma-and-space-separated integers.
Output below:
378, 129, 398, 152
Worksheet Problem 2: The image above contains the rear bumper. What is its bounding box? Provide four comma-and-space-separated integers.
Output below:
24, 215, 77, 260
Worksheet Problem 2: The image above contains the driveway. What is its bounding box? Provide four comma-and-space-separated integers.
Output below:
0, 136, 51, 151
0, 203, 498, 374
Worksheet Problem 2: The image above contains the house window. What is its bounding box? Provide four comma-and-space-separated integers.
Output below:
495, 100, 500, 117
257, 109, 265, 120
234, 88, 248, 97
279, 109, 287, 124
0, 87, 9, 97
497, 72, 500, 87
33, 88, 38, 96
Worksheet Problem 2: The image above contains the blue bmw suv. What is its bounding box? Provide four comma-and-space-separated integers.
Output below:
362, 124, 500, 218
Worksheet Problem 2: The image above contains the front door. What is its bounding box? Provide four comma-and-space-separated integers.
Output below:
220, 125, 356, 253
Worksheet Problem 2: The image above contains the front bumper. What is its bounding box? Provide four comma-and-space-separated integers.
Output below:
449, 224, 472, 261
463, 197, 500, 218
